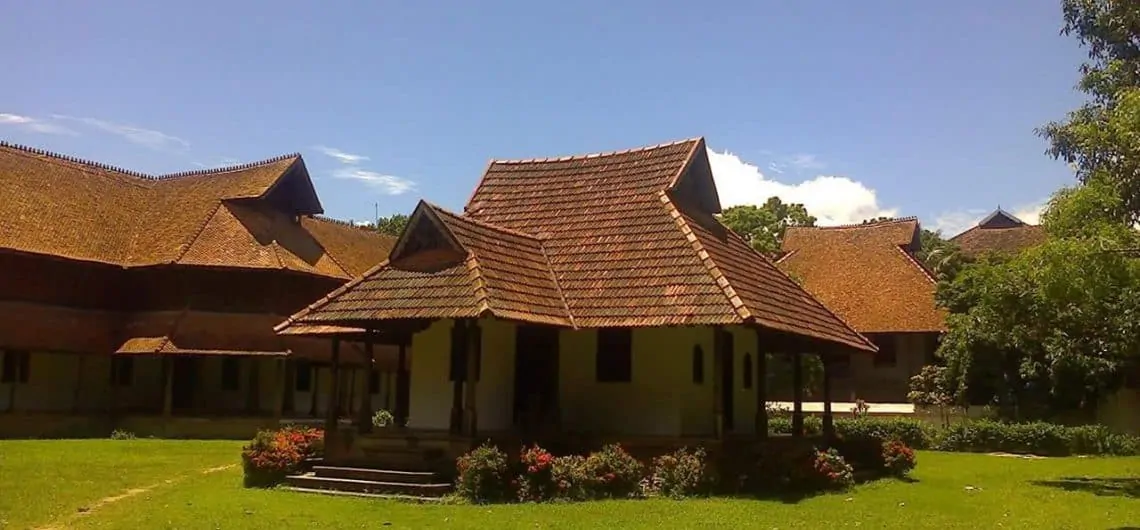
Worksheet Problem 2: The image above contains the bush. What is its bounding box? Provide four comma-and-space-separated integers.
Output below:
516, 444, 556, 502
551, 455, 592, 501
767, 416, 823, 436
641, 447, 710, 499
584, 444, 644, 499
371, 409, 394, 428
935, 420, 1140, 456
456, 443, 510, 503
768, 416, 935, 449
811, 448, 854, 489
882, 440, 916, 477
109, 429, 136, 440
241, 426, 322, 488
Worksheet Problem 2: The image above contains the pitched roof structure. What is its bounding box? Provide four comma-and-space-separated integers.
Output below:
280, 138, 875, 352
0, 141, 389, 278
950, 208, 1047, 257
778, 218, 945, 333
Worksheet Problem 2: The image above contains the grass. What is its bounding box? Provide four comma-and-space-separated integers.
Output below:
3, 441, 1140, 529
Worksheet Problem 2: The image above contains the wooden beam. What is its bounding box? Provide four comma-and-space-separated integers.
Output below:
273, 358, 286, 420
822, 353, 835, 442
72, 354, 85, 414
712, 327, 724, 439
325, 338, 341, 434
395, 340, 410, 428
358, 333, 375, 433
464, 320, 480, 437
162, 357, 174, 418
792, 353, 804, 438
308, 364, 320, 418
754, 329, 768, 439
449, 320, 465, 434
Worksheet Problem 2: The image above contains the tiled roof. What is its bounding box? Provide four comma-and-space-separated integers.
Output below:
281, 138, 874, 352
0, 141, 392, 278
951, 224, 1047, 257
778, 218, 946, 333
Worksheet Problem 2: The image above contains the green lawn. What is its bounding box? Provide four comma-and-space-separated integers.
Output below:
3, 440, 1139, 529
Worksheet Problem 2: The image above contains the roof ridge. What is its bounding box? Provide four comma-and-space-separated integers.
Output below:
659, 192, 750, 322
796, 216, 920, 231
171, 201, 226, 265
538, 240, 576, 329
464, 254, 492, 316
895, 245, 938, 285
156, 153, 300, 179
489, 137, 702, 165
0, 140, 154, 178
274, 258, 392, 332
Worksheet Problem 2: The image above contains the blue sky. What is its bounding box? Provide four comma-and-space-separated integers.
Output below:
0, 1, 1086, 235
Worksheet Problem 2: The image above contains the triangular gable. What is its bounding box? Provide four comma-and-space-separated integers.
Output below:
388, 201, 468, 271
258, 157, 324, 216
666, 138, 722, 215
977, 209, 1025, 229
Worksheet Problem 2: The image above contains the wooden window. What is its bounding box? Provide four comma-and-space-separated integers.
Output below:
742, 353, 753, 389
596, 328, 632, 382
1, 350, 30, 384
873, 336, 898, 367
221, 358, 241, 391
110, 357, 134, 387
294, 361, 312, 392
369, 369, 381, 394
692, 345, 704, 384
449, 323, 482, 382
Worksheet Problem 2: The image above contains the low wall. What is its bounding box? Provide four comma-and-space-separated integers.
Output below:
0, 413, 280, 439
0, 413, 113, 438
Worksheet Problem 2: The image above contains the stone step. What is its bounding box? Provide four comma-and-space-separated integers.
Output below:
356, 448, 447, 472
313, 465, 438, 484
284, 473, 452, 497
282, 486, 445, 503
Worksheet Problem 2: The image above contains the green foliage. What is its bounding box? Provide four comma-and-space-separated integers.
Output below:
455, 443, 511, 504
240, 426, 323, 488
718, 197, 816, 255
810, 448, 854, 490
374, 213, 409, 237
882, 440, 917, 477
916, 229, 965, 281
371, 409, 394, 428
934, 419, 1140, 456
907, 365, 958, 427
516, 445, 556, 502
551, 455, 592, 501
768, 416, 936, 449
640, 447, 710, 499
1039, 0, 1140, 222
584, 444, 644, 499
109, 429, 136, 440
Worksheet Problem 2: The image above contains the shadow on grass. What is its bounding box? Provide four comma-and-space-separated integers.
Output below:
1031, 477, 1140, 499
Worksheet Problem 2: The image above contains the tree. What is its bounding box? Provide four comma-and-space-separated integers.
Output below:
915, 229, 965, 282
374, 213, 409, 237
1039, 0, 1140, 223
907, 365, 958, 427
935, 183, 1140, 420
719, 197, 816, 255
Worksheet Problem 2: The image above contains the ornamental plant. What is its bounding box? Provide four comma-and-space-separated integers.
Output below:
810, 448, 854, 490
882, 440, 917, 477
372, 409, 395, 428
584, 444, 644, 499
641, 446, 709, 499
455, 443, 510, 503
551, 455, 592, 501
516, 444, 556, 502
241, 426, 324, 488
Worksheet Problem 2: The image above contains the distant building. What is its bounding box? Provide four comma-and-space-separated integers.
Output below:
950, 209, 1047, 257
778, 218, 946, 402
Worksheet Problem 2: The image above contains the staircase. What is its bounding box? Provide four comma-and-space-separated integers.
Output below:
284, 465, 453, 502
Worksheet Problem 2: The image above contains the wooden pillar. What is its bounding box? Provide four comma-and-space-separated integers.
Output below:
822, 353, 835, 442
792, 353, 804, 438
754, 331, 768, 438
308, 364, 320, 418
325, 338, 341, 434
72, 354, 85, 413
395, 340, 410, 428
712, 328, 724, 439
449, 320, 466, 434
273, 358, 286, 420
162, 357, 174, 417
358, 334, 375, 433
246, 358, 260, 414
464, 320, 480, 437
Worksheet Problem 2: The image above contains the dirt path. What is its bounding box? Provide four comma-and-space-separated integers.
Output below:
35, 464, 236, 530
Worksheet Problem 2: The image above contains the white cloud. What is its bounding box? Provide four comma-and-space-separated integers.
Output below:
0, 112, 76, 135
333, 167, 415, 195
51, 114, 188, 151
706, 148, 897, 226
931, 200, 1047, 236
316, 145, 369, 164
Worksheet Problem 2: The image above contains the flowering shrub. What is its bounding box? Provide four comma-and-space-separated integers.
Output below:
372, 409, 395, 428
456, 443, 510, 503
516, 444, 557, 502
241, 426, 323, 488
882, 440, 917, 477
851, 399, 870, 418
641, 447, 709, 498
585, 444, 644, 499
810, 448, 854, 490
551, 455, 592, 501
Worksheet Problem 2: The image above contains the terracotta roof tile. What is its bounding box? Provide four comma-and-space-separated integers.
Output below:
281, 138, 874, 352
779, 218, 946, 333
951, 224, 1047, 257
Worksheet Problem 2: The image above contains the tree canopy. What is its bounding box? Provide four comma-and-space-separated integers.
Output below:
373, 213, 409, 237
718, 197, 816, 255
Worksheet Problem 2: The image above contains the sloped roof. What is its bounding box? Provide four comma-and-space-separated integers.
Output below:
0, 141, 392, 278
778, 218, 946, 333
280, 138, 874, 352
951, 209, 1047, 257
